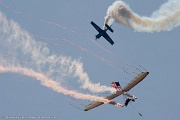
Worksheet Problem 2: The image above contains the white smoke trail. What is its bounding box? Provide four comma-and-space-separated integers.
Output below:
104, 0, 180, 32
0, 65, 109, 103
0, 10, 115, 96
73, 62, 115, 93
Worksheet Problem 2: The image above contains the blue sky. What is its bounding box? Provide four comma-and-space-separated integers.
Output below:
0, 0, 180, 120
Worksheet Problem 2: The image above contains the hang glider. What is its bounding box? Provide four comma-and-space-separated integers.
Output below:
91, 21, 114, 45
84, 72, 149, 111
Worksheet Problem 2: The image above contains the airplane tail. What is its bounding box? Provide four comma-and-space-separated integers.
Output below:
95, 34, 101, 39
105, 24, 114, 33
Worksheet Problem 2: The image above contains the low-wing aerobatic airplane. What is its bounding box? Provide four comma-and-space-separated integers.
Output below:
91, 21, 114, 45
84, 72, 149, 111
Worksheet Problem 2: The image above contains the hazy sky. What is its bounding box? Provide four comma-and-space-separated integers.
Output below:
0, 0, 180, 120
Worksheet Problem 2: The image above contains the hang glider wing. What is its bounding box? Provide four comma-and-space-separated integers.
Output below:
84, 92, 123, 111
84, 72, 149, 111
122, 72, 149, 92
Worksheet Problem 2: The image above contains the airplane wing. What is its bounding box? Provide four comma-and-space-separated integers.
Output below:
90, 21, 102, 32
102, 33, 114, 45
84, 72, 149, 111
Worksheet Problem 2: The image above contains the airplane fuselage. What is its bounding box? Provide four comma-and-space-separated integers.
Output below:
96, 29, 108, 39
91, 21, 114, 45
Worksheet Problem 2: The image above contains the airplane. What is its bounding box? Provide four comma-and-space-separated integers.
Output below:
91, 21, 114, 45
84, 72, 149, 111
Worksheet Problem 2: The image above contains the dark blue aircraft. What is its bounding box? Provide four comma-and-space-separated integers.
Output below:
91, 21, 114, 45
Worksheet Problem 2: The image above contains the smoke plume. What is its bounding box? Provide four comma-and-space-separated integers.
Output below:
0, 66, 110, 103
0, 10, 115, 102
104, 0, 180, 32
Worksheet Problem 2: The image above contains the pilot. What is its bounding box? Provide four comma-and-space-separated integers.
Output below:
125, 98, 131, 106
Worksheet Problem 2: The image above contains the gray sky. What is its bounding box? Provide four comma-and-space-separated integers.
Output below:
0, 0, 180, 120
